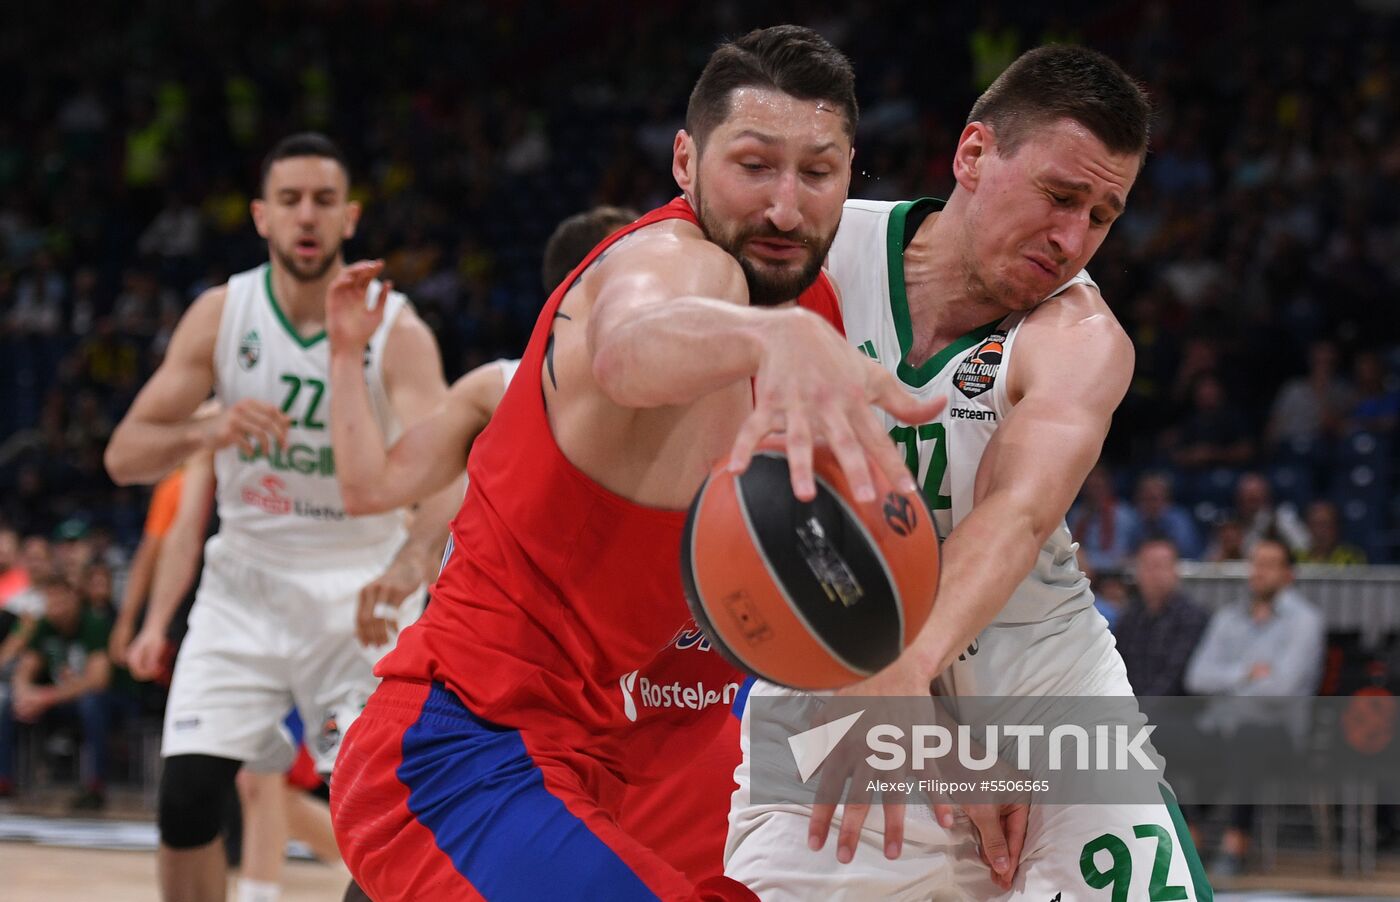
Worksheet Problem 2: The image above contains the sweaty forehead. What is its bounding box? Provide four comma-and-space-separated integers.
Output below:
711, 86, 851, 151
264, 156, 348, 195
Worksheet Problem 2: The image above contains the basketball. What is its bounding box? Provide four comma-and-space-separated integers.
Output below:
681, 439, 940, 690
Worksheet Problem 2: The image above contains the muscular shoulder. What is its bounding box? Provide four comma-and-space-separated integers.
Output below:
167, 284, 228, 361
590, 218, 747, 304
1010, 282, 1133, 405
383, 301, 440, 363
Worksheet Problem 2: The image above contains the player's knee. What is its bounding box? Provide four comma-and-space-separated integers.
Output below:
158, 754, 241, 849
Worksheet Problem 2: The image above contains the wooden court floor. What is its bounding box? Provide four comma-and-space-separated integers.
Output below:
0, 844, 348, 901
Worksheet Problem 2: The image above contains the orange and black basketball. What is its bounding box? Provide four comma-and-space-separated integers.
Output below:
681, 440, 940, 690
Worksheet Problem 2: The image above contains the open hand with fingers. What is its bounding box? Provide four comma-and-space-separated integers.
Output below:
728, 307, 945, 502
804, 672, 1031, 890
328, 259, 392, 355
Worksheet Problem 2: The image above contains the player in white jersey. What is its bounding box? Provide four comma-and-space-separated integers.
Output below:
726, 47, 1214, 901
104, 133, 462, 902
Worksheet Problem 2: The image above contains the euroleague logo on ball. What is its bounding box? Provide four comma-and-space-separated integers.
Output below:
882, 492, 918, 537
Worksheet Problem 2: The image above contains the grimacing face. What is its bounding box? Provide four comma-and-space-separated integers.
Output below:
252, 156, 360, 283
676, 87, 852, 306
958, 118, 1138, 309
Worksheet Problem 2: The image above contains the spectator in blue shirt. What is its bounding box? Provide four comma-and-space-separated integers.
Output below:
1126, 472, 1204, 559
1184, 537, 1325, 876
1070, 464, 1139, 576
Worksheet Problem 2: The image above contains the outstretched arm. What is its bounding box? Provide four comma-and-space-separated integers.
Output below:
587, 233, 939, 501
332, 361, 503, 516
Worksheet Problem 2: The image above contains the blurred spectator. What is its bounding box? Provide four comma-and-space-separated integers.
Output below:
1114, 539, 1209, 696
52, 518, 96, 585
4, 537, 53, 620
1348, 349, 1399, 435
81, 563, 116, 622
1203, 516, 1248, 562
1300, 499, 1367, 565
1091, 570, 1130, 631
1233, 472, 1309, 554
0, 575, 114, 808
0, 527, 31, 611
1264, 340, 1356, 452
1164, 373, 1255, 470
1184, 538, 1326, 875
1125, 473, 1203, 560
1069, 464, 1139, 575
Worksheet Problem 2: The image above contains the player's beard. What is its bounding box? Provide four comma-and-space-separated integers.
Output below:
271, 237, 342, 283
693, 190, 834, 307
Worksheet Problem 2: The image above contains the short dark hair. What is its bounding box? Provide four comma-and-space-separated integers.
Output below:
686, 25, 857, 149
967, 45, 1150, 159
541, 206, 640, 292
260, 132, 350, 194
1135, 537, 1179, 558
1254, 535, 1296, 569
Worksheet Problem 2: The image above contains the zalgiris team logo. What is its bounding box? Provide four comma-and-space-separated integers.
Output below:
238, 329, 261, 370
954, 330, 1007, 399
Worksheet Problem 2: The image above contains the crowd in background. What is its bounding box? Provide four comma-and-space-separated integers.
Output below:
0, 0, 1398, 837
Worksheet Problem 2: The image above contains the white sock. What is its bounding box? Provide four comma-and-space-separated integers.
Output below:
236, 878, 281, 902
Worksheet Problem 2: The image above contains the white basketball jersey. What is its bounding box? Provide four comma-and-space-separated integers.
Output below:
829, 198, 1095, 624
212, 264, 408, 568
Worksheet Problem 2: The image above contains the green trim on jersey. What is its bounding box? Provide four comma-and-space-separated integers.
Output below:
264, 265, 327, 349
885, 199, 1002, 388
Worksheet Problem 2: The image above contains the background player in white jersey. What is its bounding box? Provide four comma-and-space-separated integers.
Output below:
726, 47, 1214, 901
104, 133, 461, 902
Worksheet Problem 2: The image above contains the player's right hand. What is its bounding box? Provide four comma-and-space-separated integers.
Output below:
201, 398, 291, 457
327, 259, 391, 355
728, 307, 945, 502
126, 627, 169, 682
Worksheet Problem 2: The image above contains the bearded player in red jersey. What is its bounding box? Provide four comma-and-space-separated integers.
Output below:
330, 26, 943, 902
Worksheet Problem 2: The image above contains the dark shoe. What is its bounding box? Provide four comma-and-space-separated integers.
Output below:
70, 786, 106, 811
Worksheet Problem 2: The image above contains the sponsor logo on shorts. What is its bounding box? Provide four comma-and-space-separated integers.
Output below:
949, 406, 997, 421
954, 331, 1006, 400
173, 716, 201, 732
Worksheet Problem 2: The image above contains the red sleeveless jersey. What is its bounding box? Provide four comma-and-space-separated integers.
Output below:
379, 197, 843, 780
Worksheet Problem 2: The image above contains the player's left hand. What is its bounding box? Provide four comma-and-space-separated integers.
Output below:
328, 260, 391, 356
356, 553, 423, 646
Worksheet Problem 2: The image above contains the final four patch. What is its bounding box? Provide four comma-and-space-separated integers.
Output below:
954, 331, 1007, 399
